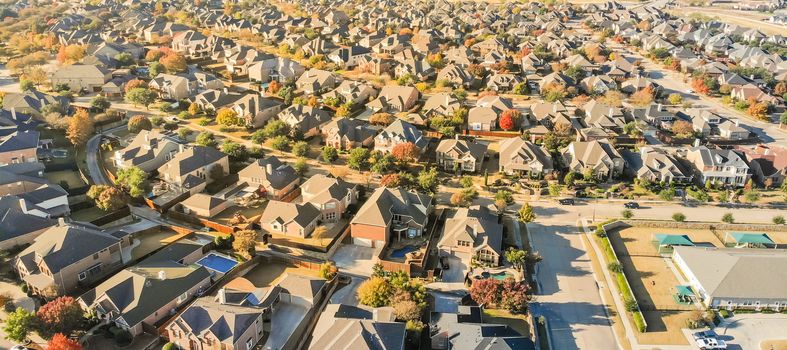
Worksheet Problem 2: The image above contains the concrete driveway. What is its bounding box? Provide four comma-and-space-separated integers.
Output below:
332, 243, 378, 277
714, 314, 787, 350
330, 276, 362, 306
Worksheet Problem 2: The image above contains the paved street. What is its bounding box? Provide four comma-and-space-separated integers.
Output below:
716, 314, 787, 350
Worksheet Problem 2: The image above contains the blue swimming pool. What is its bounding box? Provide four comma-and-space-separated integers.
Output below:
390, 245, 419, 259
196, 253, 238, 274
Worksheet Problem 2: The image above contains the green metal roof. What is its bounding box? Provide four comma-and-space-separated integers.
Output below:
654, 234, 694, 246
675, 285, 694, 297
730, 232, 774, 245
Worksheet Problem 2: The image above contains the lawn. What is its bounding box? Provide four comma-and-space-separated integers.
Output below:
482, 309, 530, 336
130, 228, 191, 261
44, 170, 87, 189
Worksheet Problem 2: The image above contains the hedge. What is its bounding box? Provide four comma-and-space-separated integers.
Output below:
633, 311, 647, 332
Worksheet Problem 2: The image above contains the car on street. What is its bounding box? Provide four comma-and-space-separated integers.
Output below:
692, 330, 718, 341
624, 202, 640, 209
696, 338, 727, 350
558, 198, 575, 205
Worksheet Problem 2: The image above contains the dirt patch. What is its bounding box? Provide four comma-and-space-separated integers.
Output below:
241, 262, 320, 287
762, 339, 787, 350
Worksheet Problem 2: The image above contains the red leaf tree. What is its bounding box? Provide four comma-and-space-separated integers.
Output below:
47, 333, 82, 350
499, 109, 521, 131
124, 79, 147, 93
391, 142, 419, 164
380, 173, 401, 188
36, 296, 83, 336
499, 278, 529, 313
469, 278, 500, 307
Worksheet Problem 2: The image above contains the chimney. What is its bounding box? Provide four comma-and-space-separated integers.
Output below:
266, 163, 273, 174
455, 134, 459, 140
158, 270, 166, 280
608, 107, 614, 117
552, 103, 558, 114
57, 217, 66, 226
735, 120, 740, 126
10, 108, 16, 121
178, 144, 185, 153
144, 132, 150, 142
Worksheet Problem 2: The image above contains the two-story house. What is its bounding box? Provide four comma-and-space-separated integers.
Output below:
498, 137, 554, 178
562, 140, 625, 181
438, 205, 503, 267
436, 138, 488, 173
374, 119, 428, 154
301, 174, 358, 222
157, 146, 229, 194
114, 130, 181, 172
686, 146, 751, 187
237, 156, 300, 200
350, 187, 433, 248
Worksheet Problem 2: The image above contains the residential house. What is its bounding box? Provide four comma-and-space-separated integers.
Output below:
498, 137, 553, 177
636, 147, 693, 184
717, 120, 750, 140
731, 83, 779, 104
259, 201, 321, 238
736, 144, 786, 187
2, 90, 69, 118
328, 46, 372, 68
0, 196, 55, 250
431, 306, 535, 350
438, 205, 503, 266
237, 156, 299, 200
367, 86, 419, 113
0, 130, 39, 165
234, 94, 283, 128
468, 95, 514, 131
0, 169, 69, 217
180, 193, 233, 218
248, 57, 305, 83
562, 140, 625, 180
301, 174, 358, 222
322, 118, 376, 150
114, 130, 181, 172
277, 105, 332, 138
486, 73, 525, 92
436, 138, 488, 173
15, 220, 127, 296
322, 80, 378, 106
374, 119, 428, 154
686, 146, 751, 187
350, 187, 433, 248
309, 304, 405, 350
295, 69, 338, 94
50, 64, 112, 92
78, 239, 211, 336
157, 146, 230, 194
421, 93, 462, 118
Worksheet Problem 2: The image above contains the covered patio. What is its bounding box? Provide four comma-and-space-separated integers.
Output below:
724, 232, 776, 249
653, 234, 695, 254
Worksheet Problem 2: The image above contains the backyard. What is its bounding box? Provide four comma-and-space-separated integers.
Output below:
266, 219, 349, 250
129, 227, 192, 261
241, 261, 320, 287
605, 226, 726, 345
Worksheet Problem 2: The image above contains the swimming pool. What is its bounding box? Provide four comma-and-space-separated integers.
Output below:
481, 271, 513, 281
390, 245, 419, 259
196, 253, 238, 274
52, 149, 68, 158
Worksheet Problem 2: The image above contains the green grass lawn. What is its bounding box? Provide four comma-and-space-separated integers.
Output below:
70, 206, 107, 222
44, 170, 87, 189
482, 309, 530, 336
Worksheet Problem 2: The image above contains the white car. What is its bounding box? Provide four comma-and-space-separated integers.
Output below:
686, 88, 695, 94
696, 338, 727, 349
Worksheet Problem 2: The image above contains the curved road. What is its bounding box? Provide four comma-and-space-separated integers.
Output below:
85, 124, 128, 185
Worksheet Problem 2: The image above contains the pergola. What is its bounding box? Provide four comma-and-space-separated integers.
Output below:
724, 232, 776, 249
653, 234, 695, 254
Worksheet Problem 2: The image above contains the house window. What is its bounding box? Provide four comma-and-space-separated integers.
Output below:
93, 253, 99, 260
246, 338, 254, 350
177, 292, 189, 303
78, 272, 87, 281
325, 212, 336, 221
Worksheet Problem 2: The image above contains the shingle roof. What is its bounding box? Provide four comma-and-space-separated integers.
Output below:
351, 187, 432, 228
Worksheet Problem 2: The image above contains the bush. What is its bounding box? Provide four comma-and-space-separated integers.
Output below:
719, 309, 730, 318
773, 215, 785, 225
721, 213, 734, 223
607, 262, 623, 273
624, 297, 639, 312
633, 311, 647, 332
114, 329, 132, 346
621, 209, 633, 219
162, 343, 176, 350
672, 212, 686, 222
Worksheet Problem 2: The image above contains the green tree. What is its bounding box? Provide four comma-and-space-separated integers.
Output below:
19, 79, 34, 92
518, 203, 536, 223
148, 62, 165, 77
125, 88, 157, 109
221, 141, 248, 161
622, 209, 633, 219
262, 120, 289, 138
116, 166, 149, 198
195, 132, 217, 147
348, 147, 370, 170
127, 115, 152, 133
417, 167, 439, 193
773, 215, 785, 225
321, 145, 338, 163
293, 158, 308, 176
548, 184, 563, 196
504, 248, 527, 271
87, 185, 127, 211
2, 308, 35, 342
564, 172, 577, 188
270, 135, 290, 152
495, 190, 514, 206
292, 141, 309, 157
721, 213, 734, 223
90, 95, 111, 112
672, 212, 686, 222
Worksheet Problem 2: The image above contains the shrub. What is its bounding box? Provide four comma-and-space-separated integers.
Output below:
621, 209, 633, 219
624, 297, 639, 312
319, 261, 338, 280
719, 309, 730, 318
114, 329, 132, 346
773, 216, 785, 225
672, 212, 686, 222
633, 311, 646, 332
721, 213, 734, 223
607, 262, 623, 273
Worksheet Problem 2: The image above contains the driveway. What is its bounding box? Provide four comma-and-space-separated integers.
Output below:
330, 276, 362, 306
86, 124, 127, 185
527, 218, 618, 350
714, 314, 787, 350
332, 243, 378, 277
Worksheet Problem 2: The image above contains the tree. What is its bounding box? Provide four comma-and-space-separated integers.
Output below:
369, 112, 396, 126
262, 120, 289, 139
87, 185, 127, 211
268, 135, 288, 152
518, 203, 536, 223
780, 111, 787, 126
504, 248, 527, 271
658, 188, 676, 201
672, 212, 686, 222
116, 166, 149, 198
57, 44, 86, 64
291, 141, 309, 157
417, 167, 439, 193
721, 213, 734, 223
125, 79, 147, 93
321, 145, 338, 163
499, 111, 515, 131
499, 278, 529, 313
221, 141, 248, 161
667, 93, 683, 105
90, 95, 111, 112
125, 88, 157, 109
3, 308, 35, 342
145, 49, 165, 62
293, 158, 309, 176
450, 189, 475, 206
336, 102, 353, 117
47, 333, 82, 350
548, 184, 563, 196
371, 152, 395, 174
495, 190, 514, 206
392, 297, 421, 322
599, 90, 624, 107
159, 52, 187, 72
622, 209, 633, 219
19, 79, 34, 92
232, 230, 257, 259
348, 147, 370, 170
630, 86, 654, 107
128, 115, 152, 133
391, 142, 418, 165
564, 172, 577, 188
671, 120, 694, 138
148, 62, 165, 78
195, 132, 217, 147
469, 278, 500, 307
743, 189, 760, 203
380, 173, 401, 187
747, 102, 769, 120
36, 296, 83, 337
319, 261, 337, 280
216, 108, 241, 126
357, 277, 392, 307
66, 109, 94, 146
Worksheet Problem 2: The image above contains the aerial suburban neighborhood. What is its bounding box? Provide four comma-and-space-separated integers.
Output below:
1, 0, 787, 349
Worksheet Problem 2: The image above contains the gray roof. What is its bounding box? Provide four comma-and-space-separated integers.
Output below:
238, 156, 298, 191
309, 304, 405, 350
438, 205, 504, 256
351, 187, 432, 228
0, 196, 55, 243
173, 298, 262, 344
260, 200, 321, 229
158, 146, 227, 179
430, 306, 534, 350
0, 130, 39, 153
301, 174, 357, 206
376, 119, 427, 149
674, 246, 787, 301
436, 139, 488, 162
17, 222, 121, 273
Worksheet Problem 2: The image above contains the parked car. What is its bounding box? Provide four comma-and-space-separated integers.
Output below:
696, 338, 727, 350
440, 257, 450, 270
692, 330, 718, 341
559, 198, 575, 205
624, 202, 640, 209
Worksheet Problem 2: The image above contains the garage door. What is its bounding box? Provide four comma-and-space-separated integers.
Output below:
353, 237, 373, 247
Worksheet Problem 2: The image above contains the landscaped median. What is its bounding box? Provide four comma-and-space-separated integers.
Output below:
593, 220, 648, 333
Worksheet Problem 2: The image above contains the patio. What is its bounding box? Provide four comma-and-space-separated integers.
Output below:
382, 235, 429, 263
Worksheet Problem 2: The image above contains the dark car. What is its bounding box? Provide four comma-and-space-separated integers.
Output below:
559, 198, 575, 205
440, 257, 450, 270
624, 202, 640, 209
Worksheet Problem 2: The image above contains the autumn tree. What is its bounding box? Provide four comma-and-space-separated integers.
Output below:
66, 109, 94, 145
671, 120, 694, 138
128, 115, 153, 133
499, 109, 521, 131
369, 112, 396, 126
124, 79, 147, 93
599, 90, 624, 107
391, 142, 419, 165
469, 278, 500, 307
216, 108, 242, 126
116, 166, 149, 198
145, 49, 165, 62
232, 230, 258, 259
499, 278, 529, 313
87, 185, 127, 211
36, 296, 83, 337
159, 52, 187, 72
747, 102, 769, 120
57, 44, 86, 64
380, 173, 402, 187
357, 277, 392, 307
667, 93, 683, 105
518, 202, 536, 223
629, 86, 654, 107
47, 333, 82, 350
